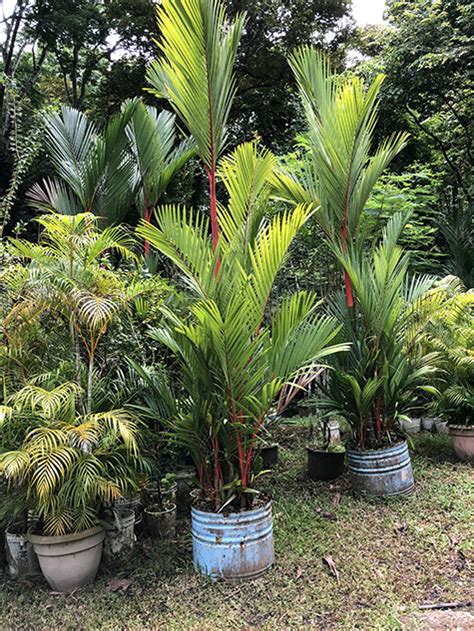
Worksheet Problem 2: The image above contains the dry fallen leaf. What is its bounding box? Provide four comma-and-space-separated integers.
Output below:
107, 578, 131, 593
323, 555, 340, 583
295, 566, 303, 580
332, 492, 341, 508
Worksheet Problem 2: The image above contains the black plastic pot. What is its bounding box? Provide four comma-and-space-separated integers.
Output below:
260, 444, 279, 468
307, 447, 345, 481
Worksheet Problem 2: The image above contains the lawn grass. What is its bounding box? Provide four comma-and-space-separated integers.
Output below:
1, 427, 472, 629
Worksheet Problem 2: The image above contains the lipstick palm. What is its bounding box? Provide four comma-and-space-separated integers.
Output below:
137, 142, 347, 509
146, 0, 245, 253
274, 48, 410, 307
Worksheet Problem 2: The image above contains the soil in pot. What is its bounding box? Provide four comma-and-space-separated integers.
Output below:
5, 525, 41, 578
103, 509, 136, 561
29, 527, 105, 593
449, 425, 474, 462
145, 503, 176, 539
260, 444, 279, 468
307, 447, 345, 481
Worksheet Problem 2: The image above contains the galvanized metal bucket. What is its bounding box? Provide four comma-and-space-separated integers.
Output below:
191, 501, 274, 580
347, 441, 414, 497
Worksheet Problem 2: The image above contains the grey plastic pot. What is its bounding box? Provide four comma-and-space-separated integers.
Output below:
29, 526, 105, 593
401, 418, 421, 435
421, 417, 436, 432
103, 509, 136, 561
435, 419, 449, 434
5, 527, 41, 578
145, 482, 177, 506
145, 503, 177, 539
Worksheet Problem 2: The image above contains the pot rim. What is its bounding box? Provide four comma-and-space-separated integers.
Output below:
144, 503, 177, 516
307, 446, 345, 455
448, 423, 474, 431
191, 499, 272, 519
346, 439, 408, 457
28, 525, 104, 545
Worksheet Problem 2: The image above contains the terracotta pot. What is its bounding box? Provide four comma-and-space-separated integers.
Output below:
144, 503, 177, 539
29, 527, 105, 593
449, 425, 474, 462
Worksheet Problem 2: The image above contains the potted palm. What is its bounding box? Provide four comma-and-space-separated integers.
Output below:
320, 214, 441, 495
421, 279, 474, 461
141, 0, 345, 582
273, 49, 441, 496
0, 382, 143, 592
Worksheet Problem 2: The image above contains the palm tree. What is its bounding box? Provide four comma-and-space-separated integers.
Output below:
146, 0, 245, 256
124, 99, 196, 254
320, 212, 441, 448
137, 142, 347, 509
29, 102, 138, 225
273, 48, 410, 307
0, 381, 143, 536
4, 213, 142, 413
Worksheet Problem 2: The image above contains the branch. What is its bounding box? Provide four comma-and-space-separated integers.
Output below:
405, 105, 470, 198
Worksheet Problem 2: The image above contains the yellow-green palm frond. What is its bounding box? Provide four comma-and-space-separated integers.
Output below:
11, 382, 80, 420
87, 409, 139, 455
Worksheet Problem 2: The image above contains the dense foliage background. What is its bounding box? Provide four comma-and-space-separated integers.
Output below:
1, 0, 471, 289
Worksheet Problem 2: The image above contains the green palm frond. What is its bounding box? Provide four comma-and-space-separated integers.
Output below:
146, 0, 245, 171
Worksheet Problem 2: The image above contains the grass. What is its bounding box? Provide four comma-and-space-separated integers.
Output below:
1, 428, 472, 629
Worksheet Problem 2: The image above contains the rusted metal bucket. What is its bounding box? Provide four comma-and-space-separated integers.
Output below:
191, 501, 274, 580
346, 441, 414, 496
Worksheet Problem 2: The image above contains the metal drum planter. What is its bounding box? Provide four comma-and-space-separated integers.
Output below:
346, 441, 414, 496
191, 501, 274, 580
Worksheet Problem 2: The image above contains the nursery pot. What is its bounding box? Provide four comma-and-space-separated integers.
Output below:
191, 501, 274, 581
175, 467, 196, 515
260, 444, 279, 468
435, 419, 449, 434
103, 509, 136, 561
421, 417, 436, 432
145, 482, 177, 506
307, 447, 345, 481
5, 526, 41, 578
29, 526, 105, 593
144, 503, 177, 539
346, 441, 414, 497
401, 418, 421, 435
449, 425, 474, 462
